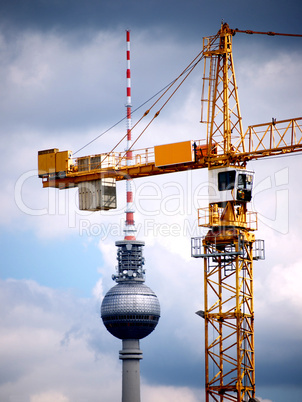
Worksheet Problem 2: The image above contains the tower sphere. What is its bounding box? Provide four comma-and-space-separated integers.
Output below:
101, 281, 160, 340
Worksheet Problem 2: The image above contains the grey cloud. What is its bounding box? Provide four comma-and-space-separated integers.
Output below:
0, 0, 301, 44
0, 30, 125, 133
1, 16, 301, 142
0, 26, 202, 149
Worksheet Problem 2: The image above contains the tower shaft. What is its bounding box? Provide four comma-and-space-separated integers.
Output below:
101, 240, 160, 401
119, 339, 143, 402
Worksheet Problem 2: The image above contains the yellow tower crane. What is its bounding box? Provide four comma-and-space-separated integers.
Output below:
38, 23, 302, 402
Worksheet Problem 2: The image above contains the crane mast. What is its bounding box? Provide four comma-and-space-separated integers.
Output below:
202, 23, 245, 159
37, 23, 302, 402
192, 23, 263, 401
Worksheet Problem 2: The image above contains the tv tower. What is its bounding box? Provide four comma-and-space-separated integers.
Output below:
101, 31, 160, 402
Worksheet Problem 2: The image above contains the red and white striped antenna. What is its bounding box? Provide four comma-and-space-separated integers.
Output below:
124, 30, 136, 240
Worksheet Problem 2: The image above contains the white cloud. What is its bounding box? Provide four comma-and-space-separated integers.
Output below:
30, 391, 69, 402
269, 262, 302, 307
0, 279, 121, 402
255, 258, 302, 322
0, 277, 204, 401
142, 384, 202, 402
236, 48, 302, 125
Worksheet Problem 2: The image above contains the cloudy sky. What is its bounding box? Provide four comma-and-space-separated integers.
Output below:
1, 1, 302, 401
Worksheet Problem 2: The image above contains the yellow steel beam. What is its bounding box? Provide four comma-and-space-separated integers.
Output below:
203, 226, 255, 401
41, 158, 209, 189
40, 115, 302, 190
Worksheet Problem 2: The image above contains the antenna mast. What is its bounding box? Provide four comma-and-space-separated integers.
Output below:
124, 30, 136, 241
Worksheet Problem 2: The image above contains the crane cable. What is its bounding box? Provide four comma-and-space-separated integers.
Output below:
73, 80, 184, 156
122, 49, 207, 159
95, 56, 201, 170
112, 33, 220, 168
105, 54, 201, 169
73, 60, 200, 159
88, 33, 219, 170
74, 28, 301, 157
73, 55, 203, 157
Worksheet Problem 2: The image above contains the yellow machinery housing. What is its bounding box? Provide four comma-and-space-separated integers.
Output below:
38, 148, 72, 178
154, 140, 195, 167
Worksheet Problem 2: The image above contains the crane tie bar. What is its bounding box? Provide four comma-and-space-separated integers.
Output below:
232, 28, 302, 37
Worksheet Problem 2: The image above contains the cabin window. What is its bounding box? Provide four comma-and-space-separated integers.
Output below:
218, 170, 236, 191
238, 173, 253, 190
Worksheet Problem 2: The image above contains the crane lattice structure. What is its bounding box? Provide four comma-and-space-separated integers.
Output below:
38, 23, 302, 402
